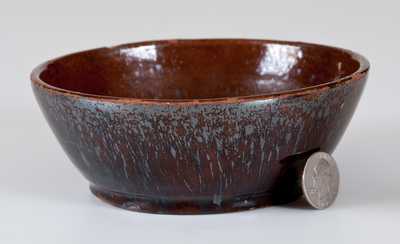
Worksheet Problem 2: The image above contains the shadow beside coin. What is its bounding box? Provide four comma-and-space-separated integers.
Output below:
278, 197, 314, 210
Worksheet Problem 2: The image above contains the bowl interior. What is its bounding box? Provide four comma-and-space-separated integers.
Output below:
38, 40, 361, 99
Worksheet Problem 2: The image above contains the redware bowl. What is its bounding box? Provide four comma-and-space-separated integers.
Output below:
31, 39, 369, 214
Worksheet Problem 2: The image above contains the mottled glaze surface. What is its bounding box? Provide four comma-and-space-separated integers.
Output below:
31, 39, 369, 214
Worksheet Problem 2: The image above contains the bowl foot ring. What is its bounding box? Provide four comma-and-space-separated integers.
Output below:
90, 186, 300, 214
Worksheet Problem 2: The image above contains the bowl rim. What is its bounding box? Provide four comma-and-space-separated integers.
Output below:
31, 38, 370, 105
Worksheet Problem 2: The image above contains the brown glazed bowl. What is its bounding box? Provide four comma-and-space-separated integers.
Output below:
31, 39, 369, 214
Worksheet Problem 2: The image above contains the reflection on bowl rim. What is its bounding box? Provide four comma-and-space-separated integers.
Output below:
31, 39, 370, 105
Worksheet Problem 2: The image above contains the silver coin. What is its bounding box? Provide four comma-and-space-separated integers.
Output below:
301, 152, 339, 210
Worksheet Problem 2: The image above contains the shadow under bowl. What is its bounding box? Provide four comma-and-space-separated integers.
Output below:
31, 39, 369, 214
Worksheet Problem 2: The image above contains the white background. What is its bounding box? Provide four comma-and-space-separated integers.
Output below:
1, 1, 399, 243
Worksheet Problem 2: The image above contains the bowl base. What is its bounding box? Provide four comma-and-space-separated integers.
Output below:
90, 185, 299, 214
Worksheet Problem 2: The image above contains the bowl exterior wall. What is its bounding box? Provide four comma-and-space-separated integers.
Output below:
32, 76, 367, 213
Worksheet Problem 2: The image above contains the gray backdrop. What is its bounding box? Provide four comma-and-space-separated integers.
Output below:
1, 0, 399, 243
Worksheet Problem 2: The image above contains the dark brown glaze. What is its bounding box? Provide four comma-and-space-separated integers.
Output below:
31, 39, 369, 214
